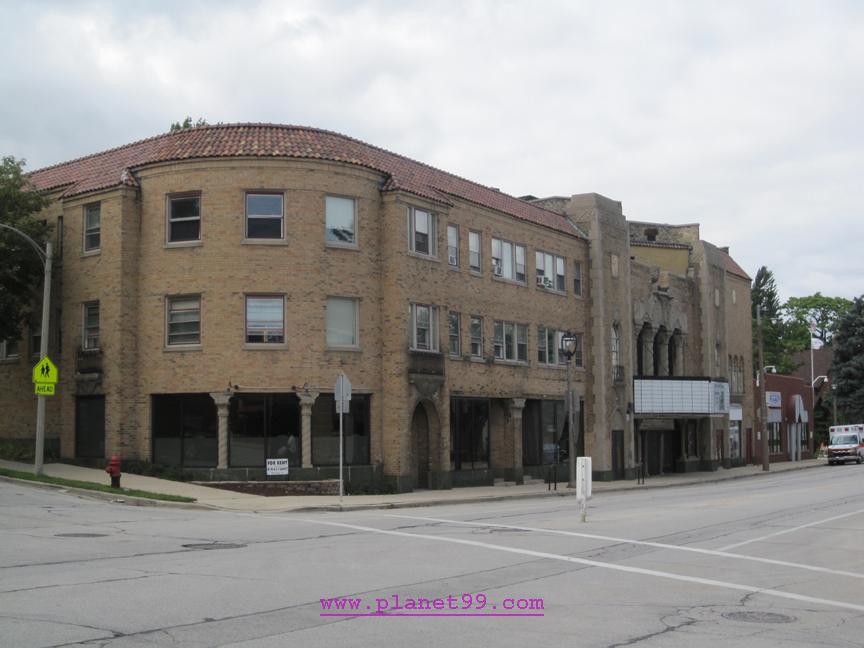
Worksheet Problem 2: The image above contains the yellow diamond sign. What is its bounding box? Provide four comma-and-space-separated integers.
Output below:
32, 356, 59, 384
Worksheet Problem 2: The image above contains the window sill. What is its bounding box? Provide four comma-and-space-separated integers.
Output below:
407, 251, 441, 263
0, 357, 21, 365
326, 346, 361, 353
164, 344, 203, 352
448, 265, 460, 272
409, 348, 442, 355
326, 242, 360, 251
242, 238, 288, 246
469, 356, 485, 363
81, 347, 101, 353
492, 276, 527, 287
244, 343, 288, 350
81, 249, 101, 258
469, 269, 483, 276
164, 241, 202, 249
494, 359, 529, 367
536, 286, 567, 296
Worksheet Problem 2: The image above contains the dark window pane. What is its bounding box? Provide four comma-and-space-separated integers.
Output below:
246, 194, 282, 216
171, 197, 200, 220
230, 394, 267, 467
170, 219, 200, 242
246, 216, 283, 239
152, 394, 217, 467
311, 394, 370, 466
76, 396, 105, 459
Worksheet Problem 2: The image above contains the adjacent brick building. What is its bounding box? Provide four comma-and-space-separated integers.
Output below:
0, 124, 753, 489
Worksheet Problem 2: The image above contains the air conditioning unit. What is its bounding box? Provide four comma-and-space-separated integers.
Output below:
448, 254, 458, 265
492, 263, 503, 277
536, 275, 546, 286
544, 278, 554, 289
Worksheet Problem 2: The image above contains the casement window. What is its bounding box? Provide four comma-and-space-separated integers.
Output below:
167, 194, 201, 243
326, 297, 359, 348
166, 295, 201, 346
573, 260, 583, 296
245, 296, 285, 344
448, 311, 461, 356
447, 225, 459, 267
490, 238, 526, 282
410, 303, 439, 351
536, 251, 566, 292
83, 203, 100, 252
82, 302, 100, 350
245, 193, 284, 239
0, 339, 19, 360
408, 207, 437, 256
326, 196, 357, 246
493, 320, 528, 362
468, 231, 481, 272
469, 316, 483, 358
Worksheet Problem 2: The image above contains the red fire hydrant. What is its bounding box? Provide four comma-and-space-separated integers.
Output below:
106, 454, 121, 489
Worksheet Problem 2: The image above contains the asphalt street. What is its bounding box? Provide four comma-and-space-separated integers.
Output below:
1, 464, 863, 647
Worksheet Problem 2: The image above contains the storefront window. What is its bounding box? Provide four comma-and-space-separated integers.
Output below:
311, 394, 370, 465
152, 394, 218, 467
229, 394, 300, 467
450, 398, 489, 470
522, 400, 566, 465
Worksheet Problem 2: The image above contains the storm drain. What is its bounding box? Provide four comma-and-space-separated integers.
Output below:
55, 533, 108, 538
182, 542, 246, 551
723, 611, 796, 624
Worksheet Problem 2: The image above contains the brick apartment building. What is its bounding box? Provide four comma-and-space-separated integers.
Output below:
0, 124, 754, 490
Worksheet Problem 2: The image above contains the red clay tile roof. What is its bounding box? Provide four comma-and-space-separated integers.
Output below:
717, 248, 751, 281
28, 124, 582, 238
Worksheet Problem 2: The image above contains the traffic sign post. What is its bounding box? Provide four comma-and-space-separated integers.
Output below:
334, 372, 352, 502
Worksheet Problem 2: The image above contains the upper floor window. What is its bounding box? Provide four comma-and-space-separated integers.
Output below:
491, 238, 526, 282
408, 207, 436, 256
246, 296, 285, 344
326, 196, 357, 246
469, 316, 483, 358
537, 327, 560, 365
326, 297, 359, 348
166, 295, 201, 346
245, 193, 284, 240
0, 339, 19, 360
468, 231, 482, 273
493, 320, 528, 362
611, 323, 621, 367
83, 203, 100, 252
573, 260, 583, 296
82, 301, 100, 350
410, 303, 439, 351
536, 252, 565, 292
447, 225, 459, 267
448, 311, 461, 356
168, 194, 201, 243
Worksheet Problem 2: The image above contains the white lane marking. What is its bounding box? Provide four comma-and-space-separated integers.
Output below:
718, 507, 864, 551
294, 517, 864, 614
381, 513, 864, 580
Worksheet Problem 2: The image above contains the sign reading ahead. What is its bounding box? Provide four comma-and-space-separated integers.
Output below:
35, 383, 55, 396
32, 356, 58, 384
266, 458, 290, 476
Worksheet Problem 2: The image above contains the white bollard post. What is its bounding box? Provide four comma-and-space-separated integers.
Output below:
576, 456, 592, 522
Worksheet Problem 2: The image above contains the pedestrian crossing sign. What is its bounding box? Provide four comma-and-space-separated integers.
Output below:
32, 356, 58, 384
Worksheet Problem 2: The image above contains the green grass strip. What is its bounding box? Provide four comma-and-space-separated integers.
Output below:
0, 467, 196, 503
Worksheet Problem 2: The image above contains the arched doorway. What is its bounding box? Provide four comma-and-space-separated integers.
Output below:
411, 403, 430, 489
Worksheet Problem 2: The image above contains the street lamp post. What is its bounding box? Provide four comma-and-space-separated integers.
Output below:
0, 223, 52, 476
756, 306, 769, 472
560, 332, 580, 488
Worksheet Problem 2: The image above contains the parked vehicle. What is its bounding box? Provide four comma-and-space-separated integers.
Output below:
827, 425, 864, 465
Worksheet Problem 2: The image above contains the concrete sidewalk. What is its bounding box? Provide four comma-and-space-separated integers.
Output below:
0, 457, 829, 513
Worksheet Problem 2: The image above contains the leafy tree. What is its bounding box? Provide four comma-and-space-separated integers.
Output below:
831, 296, 864, 422
751, 266, 802, 374
0, 156, 51, 343
169, 116, 208, 132
784, 293, 852, 346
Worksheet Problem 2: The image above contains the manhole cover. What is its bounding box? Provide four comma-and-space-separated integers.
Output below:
723, 611, 796, 624
182, 542, 246, 551
55, 533, 108, 538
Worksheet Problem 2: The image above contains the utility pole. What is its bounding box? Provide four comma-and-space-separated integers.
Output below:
0, 224, 52, 476
756, 306, 769, 472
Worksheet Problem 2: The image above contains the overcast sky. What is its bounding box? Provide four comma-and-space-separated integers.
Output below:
2, 0, 861, 301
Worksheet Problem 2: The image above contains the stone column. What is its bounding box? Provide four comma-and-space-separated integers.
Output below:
508, 399, 526, 484
210, 391, 232, 469
298, 391, 319, 469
